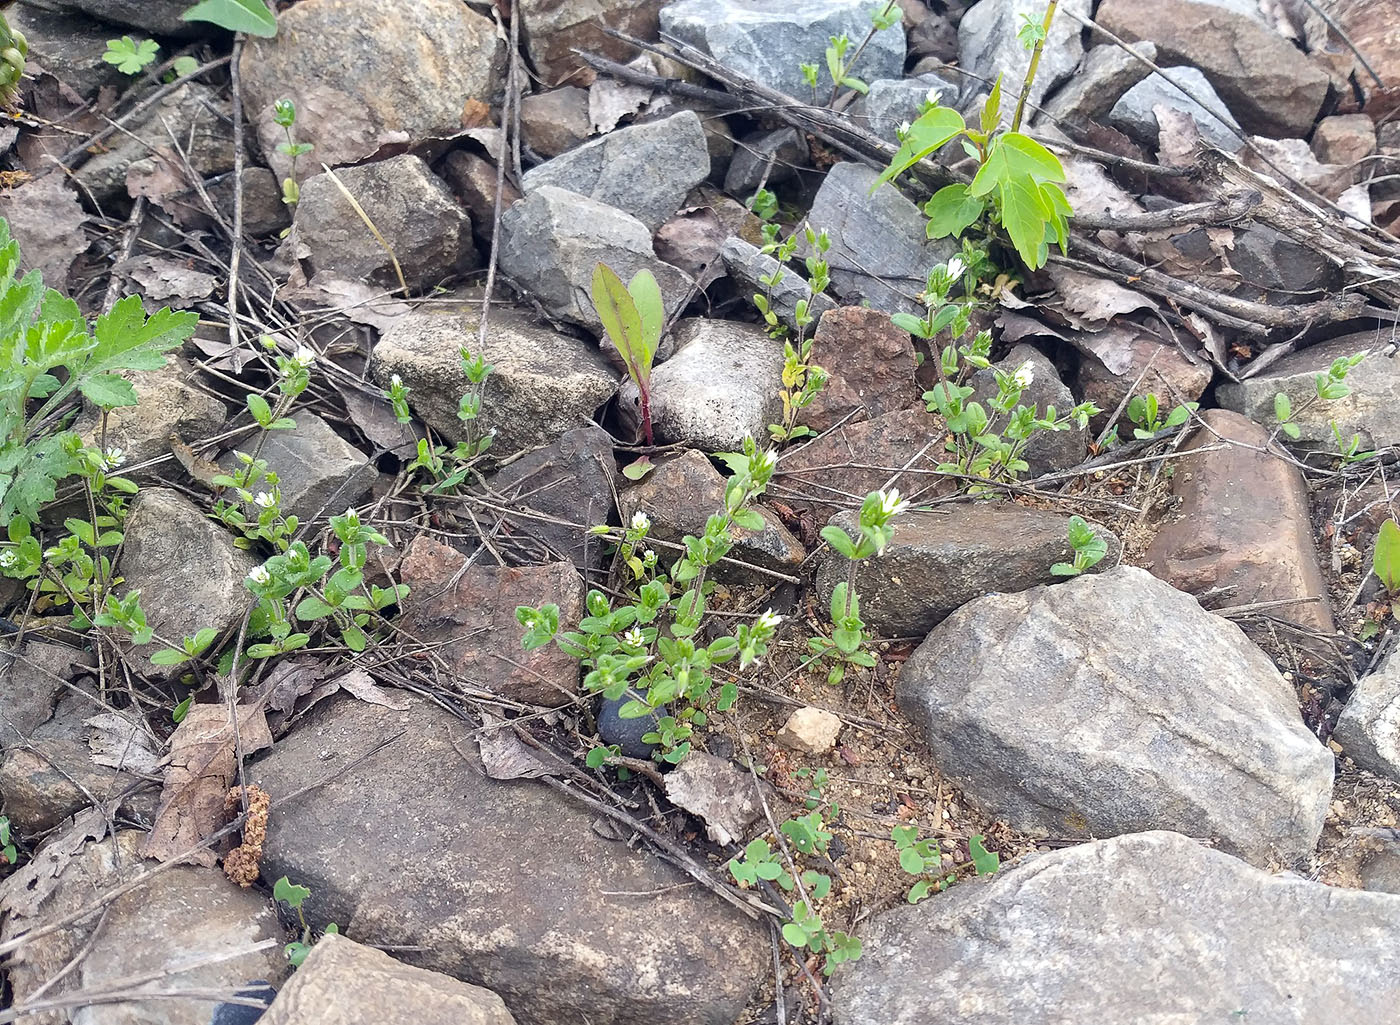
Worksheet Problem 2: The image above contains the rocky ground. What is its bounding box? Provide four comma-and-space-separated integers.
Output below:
1, 0, 1400, 1023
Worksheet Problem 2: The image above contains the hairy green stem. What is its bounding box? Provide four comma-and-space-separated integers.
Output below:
1011, 1, 1058, 132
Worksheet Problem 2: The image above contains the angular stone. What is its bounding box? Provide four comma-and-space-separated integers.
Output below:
1314, 114, 1377, 168
723, 127, 808, 195
518, 0, 663, 83
220, 411, 379, 523
1097, 0, 1330, 137
522, 110, 708, 231
817, 502, 1121, 637
520, 86, 591, 158
660, 0, 905, 102
1145, 409, 1334, 635
773, 407, 947, 520
202, 165, 291, 238
1317, 0, 1400, 105
804, 162, 956, 315
484, 426, 620, 574
75, 84, 236, 202
397, 536, 583, 707
1217, 332, 1400, 449
371, 302, 620, 457
26, 0, 197, 35
442, 151, 522, 248
250, 694, 767, 1024
776, 706, 842, 755
0, 639, 92, 748
851, 74, 961, 145
262, 934, 516, 1025
897, 566, 1333, 866
1334, 651, 1400, 783
960, 0, 1092, 112
719, 236, 837, 334
0, 831, 286, 1024
799, 308, 919, 434
240, 0, 502, 177
498, 186, 690, 334
1109, 67, 1244, 153
831, 831, 1400, 1024
1242, 136, 1354, 202
6, 4, 123, 98
625, 320, 784, 451
1230, 224, 1341, 302
970, 343, 1087, 477
116, 489, 258, 678
291, 154, 477, 291
617, 449, 804, 581
1042, 41, 1157, 124
1067, 321, 1213, 432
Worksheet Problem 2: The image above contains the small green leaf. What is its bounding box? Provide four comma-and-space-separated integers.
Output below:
923, 184, 986, 240
182, 0, 279, 37
78, 374, 139, 408
1374, 519, 1400, 594
970, 835, 1000, 875
273, 876, 311, 908
149, 648, 191, 666
872, 106, 967, 190
820, 525, 859, 558
1273, 392, 1292, 423
980, 74, 1003, 134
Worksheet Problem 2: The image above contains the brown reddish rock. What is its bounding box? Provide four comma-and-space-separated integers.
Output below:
519, 86, 591, 158
396, 536, 583, 706
1312, 114, 1377, 169
803, 307, 920, 433
773, 407, 950, 521
1068, 322, 1212, 434
442, 151, 521, 246
1145, 408, 1334, 635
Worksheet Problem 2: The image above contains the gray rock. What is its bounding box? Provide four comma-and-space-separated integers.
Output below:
520, 86, 592, 159
1230, 224, 1341, 301
618, 449, 805, 581
522, 110, 709, 231
443, 151, 523, 249
1042, 41, 1158, 123
0, 831, 286, 1024
485, 426, 620, 574
831, 831, 1400, 1025
203, 166, 292, 238
397, 537, 583, 707
240, 0, 503, 178
516, 0, 665, 83
371, 302, 620, 457
660, 0, 905, 102
970, 343, 1087, 477
73, 358, 227, 475
723, 127, 808, 196
263, 934, 516, 1025
1097, 0, 1330, 138
291, 155, 477, 292
896, 566, 1333, 866
853, 75, 962, 143
804, 162, 956, 315
817, 502, 1121, 637
1109, 67, 1244, 153
623, 319, 783, 451
1216, 332, 1399, 449
6, 4, 124, 98
959, 0, 1092, 112
75, 84, 236, 202
22, 0, 199, 35
220, 411, 379, 523
1334, 650, 1400, 782
498, 186, 691, 334
719, 236, 837, 333
250, 693, 767, 1024
116, 489, 258, 678
0, 639, 93, 748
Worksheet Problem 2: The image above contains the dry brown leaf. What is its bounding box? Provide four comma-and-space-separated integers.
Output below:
332, 668, 410, 711
168, 432, 225, 490
662, 752, 764, 846
336, 382, 419, 458
477, 714, 555, 781
0, 807, 108, 919
0, 174, 89, 286
84, 712, 163, 775
119, 255, 218, 302
139, 704, 272, 867
1046, 266, 1157, 327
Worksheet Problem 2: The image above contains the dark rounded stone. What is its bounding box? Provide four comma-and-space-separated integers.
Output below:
597, 695, 668, 759
209, 980, 277, 1025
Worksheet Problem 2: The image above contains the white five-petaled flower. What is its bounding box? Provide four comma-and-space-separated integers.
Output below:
754, 448, 778, 474
630, 511, 650, 532
254, 491, 276, 509
291, 345, 315, 368
926, 85, 943, 104
898, 119, 912, 137
624, 627, 645, 647
103, 447, 125, 469
756, 608, 783, 631
390, 373, 403, 389
944, 256, 966, 281
247, 565, 272, 586
877, 488, 910, 518
0, 550, 15, 568
1012, 361, 1035, 389
343, 507, 359, 524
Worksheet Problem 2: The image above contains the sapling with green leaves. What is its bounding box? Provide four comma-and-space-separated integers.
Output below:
799, 1, 901, 105
103, 36, 159, 75
752, 222, 833, 444
592, 262, 663, 479
1373, 519, 1400, 596
1126, 393, 1198, 439
893, 825, 999, 903
272, 99, 314, 211
1050, 515, 1108, 577
273, 876, 340, 967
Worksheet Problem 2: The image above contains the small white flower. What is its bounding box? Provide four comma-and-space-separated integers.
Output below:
754, 448, 778, 474
624, 627, 645, 647
291, 345, 315, 367
926, 85, 943, 104
390, 373, 403, 389
247, 565, 272, 586
103, 447, 125, 469
898, 119, 911, 137
254, 491, 276, 509
630, 511, 650, 532
343, 507, 359, 523
877, 488, 910, 518
1012, 361, 1035, 389
944, 256, 966, 281
0, 550, 15, 569
756, 608, 783, 631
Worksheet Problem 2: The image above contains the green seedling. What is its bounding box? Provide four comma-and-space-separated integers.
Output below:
592, 262, 663, 477
273, 875, 340, 967
103, 36, 159, 75
1050, 515, 1108, 577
